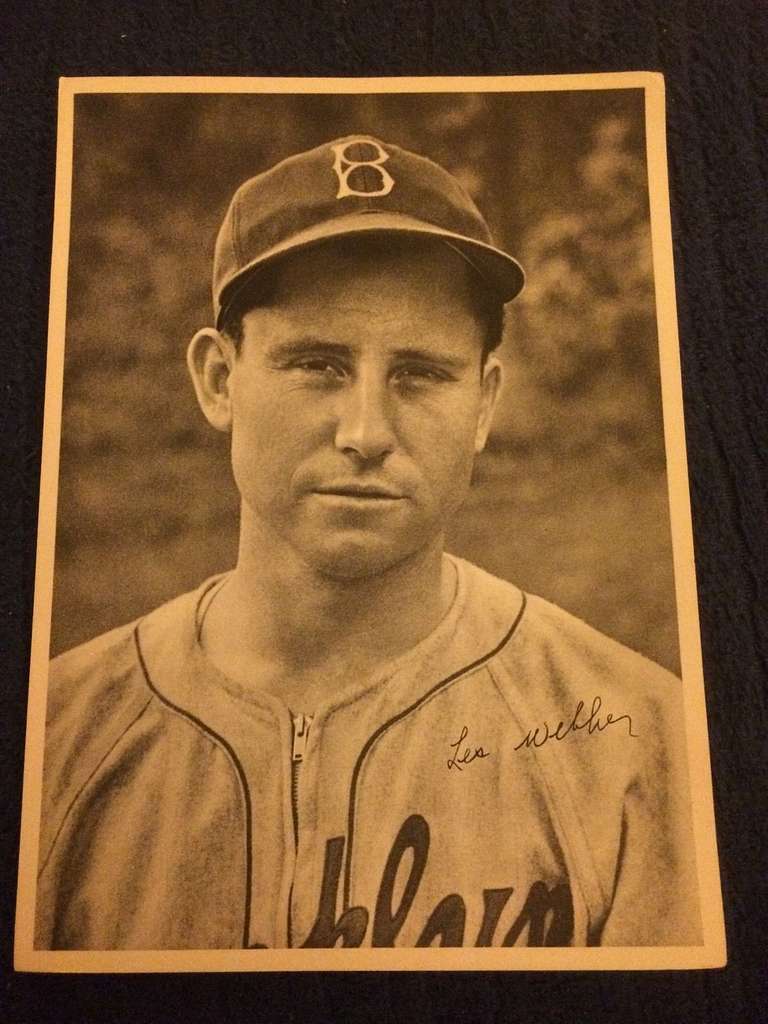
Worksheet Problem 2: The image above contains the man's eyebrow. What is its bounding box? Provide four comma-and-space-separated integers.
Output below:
390, 346, 471, 369
265, 338, 353, 361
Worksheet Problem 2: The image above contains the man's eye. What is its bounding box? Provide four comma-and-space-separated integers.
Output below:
394, 365, 446, 384
293, 359, 346, 378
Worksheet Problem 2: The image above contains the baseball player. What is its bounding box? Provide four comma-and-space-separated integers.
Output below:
36, 137, 702, 950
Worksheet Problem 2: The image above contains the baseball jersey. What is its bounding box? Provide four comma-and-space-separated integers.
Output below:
35, 555, 702, 949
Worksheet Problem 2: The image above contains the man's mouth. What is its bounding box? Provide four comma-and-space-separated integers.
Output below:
314, 484, 404, 500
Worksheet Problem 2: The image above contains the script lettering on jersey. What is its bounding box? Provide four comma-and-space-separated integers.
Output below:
301, 813, 573, 948
514, 695, 637, 752
446, 724, 491, 770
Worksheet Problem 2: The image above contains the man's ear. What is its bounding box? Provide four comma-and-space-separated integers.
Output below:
474, 355, 503, 453
186, 328, 236, 432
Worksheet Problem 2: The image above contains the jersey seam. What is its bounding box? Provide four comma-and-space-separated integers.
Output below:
37, 693, 154, 880
342, 593, 527, 910
134, 623, 255, 948
486, 663, 610, 933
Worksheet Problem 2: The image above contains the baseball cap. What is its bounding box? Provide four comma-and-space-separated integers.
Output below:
213, 135, 525, 328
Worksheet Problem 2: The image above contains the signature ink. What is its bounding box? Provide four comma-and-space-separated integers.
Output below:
447, 725, 491, 770
514, 695, 637, 752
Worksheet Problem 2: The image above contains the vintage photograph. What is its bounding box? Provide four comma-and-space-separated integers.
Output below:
15, 75, 725, 970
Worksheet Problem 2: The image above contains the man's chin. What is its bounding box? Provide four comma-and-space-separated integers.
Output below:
301, 535, 426, 583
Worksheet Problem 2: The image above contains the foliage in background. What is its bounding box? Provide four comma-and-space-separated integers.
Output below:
53, 90, 678, 671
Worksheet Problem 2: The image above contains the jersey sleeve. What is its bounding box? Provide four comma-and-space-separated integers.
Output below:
597, 677, 703, 945
493, 589, 704, 947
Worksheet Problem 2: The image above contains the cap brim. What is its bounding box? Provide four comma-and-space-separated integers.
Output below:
216, 211, 525, 327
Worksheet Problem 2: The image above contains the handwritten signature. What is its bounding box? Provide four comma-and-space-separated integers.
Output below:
447, 725, 491, 770
514, 695, 637, 751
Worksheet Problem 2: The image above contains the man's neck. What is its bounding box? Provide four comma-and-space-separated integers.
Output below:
200, 518, 455, 712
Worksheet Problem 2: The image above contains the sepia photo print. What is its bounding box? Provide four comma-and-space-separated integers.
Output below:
15, 74, 725, 971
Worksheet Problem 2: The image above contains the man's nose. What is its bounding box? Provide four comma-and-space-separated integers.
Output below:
334, 375, 396, 462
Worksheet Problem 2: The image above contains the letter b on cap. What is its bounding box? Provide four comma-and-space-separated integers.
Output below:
332, 139, 395, 199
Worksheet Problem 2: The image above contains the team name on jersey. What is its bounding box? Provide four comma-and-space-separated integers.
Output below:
251, 814, 574, 948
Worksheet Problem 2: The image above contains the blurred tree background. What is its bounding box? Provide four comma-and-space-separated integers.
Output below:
52, 88, 680, 672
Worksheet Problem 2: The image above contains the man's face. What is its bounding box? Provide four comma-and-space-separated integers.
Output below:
224, 238, 501, 580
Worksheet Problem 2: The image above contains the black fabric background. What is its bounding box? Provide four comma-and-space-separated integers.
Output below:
1, 1, 765, 1021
